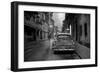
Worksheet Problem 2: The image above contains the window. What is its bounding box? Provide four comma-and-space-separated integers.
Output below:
84, 23, 87, 37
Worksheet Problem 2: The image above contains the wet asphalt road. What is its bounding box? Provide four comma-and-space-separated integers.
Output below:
24, 39, 89, 62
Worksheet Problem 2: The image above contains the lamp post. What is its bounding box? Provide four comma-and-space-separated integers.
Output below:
48, 25, 53, 39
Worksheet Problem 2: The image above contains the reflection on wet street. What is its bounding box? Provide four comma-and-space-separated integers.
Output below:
24, 38, 89, 62
24, 11, 90, 62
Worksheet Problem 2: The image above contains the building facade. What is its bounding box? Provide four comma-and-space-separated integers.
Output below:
24, 11, 55, 61
24, 11, 54, 43
62, 13, 90, 48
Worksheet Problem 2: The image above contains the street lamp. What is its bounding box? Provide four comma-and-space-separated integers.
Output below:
49, 25, 53, 28
49, 25, 53, 39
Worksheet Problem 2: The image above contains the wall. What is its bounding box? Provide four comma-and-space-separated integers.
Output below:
78, 14, 90, 44
0, 0, 99, 73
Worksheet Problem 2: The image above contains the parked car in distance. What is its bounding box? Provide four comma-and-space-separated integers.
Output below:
52, 33, 76, 54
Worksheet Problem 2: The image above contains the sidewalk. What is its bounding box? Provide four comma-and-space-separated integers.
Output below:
75, 42, 90, 59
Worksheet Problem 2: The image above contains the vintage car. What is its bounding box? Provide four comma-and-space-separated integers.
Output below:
52, 33, 76, 54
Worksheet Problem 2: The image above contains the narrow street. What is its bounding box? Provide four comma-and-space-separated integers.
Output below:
24, 38, 90, 62
24, 11, 90, 62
